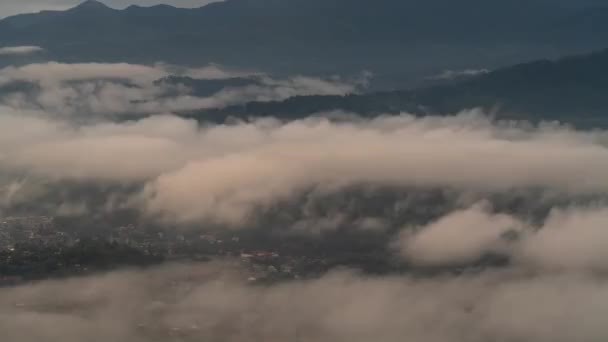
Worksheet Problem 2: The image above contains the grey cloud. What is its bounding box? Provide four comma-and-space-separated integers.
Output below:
1, 262, 608, 342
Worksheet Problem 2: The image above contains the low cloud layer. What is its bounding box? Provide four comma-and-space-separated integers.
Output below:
0, 62, 363, 116
2, 110, 608, 225
1, 262, 608, 342
1, 58, 608, 342
0, 46, 44, 56
141, 113, 608, 225
0, 62, 166, 86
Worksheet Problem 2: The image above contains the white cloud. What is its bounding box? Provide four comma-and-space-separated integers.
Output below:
393, 202, 608, 273
399, 202, 522, 266
520, 207, 608, 272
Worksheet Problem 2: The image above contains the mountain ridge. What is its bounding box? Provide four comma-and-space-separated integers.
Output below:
72, 0, 113, 10
183, 47, 608, 128
2, 0, 608, 82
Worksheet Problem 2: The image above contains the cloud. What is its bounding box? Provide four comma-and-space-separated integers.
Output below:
0, 62, 362, 115
428, 68, 490, 80
0, 112, 195, 181
1, 66, 608, 342
519, 206, 608, 272
398, 202, 522, 266
0, 46, 44, 56
393, 202, 608, 274
0, 62, 167, 86
0, 56, 606, 342
1, 262, 608, 342
3, 110, 608, 224
162, 62, 260, 80
141, 113, 608, 225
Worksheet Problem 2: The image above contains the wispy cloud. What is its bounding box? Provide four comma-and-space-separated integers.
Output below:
0, 62, 363, 116
428, 68, 489, 80
0, 46, 44, 56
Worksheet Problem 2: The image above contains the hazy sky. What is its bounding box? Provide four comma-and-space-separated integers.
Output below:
0, 0, 223, 18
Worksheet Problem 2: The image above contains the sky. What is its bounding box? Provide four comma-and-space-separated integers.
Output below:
0, 0, 223, 18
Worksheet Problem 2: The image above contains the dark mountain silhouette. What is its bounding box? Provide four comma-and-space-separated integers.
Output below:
187, 48, 608, 128
1, 0, 608, 84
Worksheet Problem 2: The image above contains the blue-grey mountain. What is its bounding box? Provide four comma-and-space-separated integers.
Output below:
2, 0, 608, 84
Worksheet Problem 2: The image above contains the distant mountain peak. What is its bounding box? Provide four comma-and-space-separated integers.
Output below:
71, 0, 112, 11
